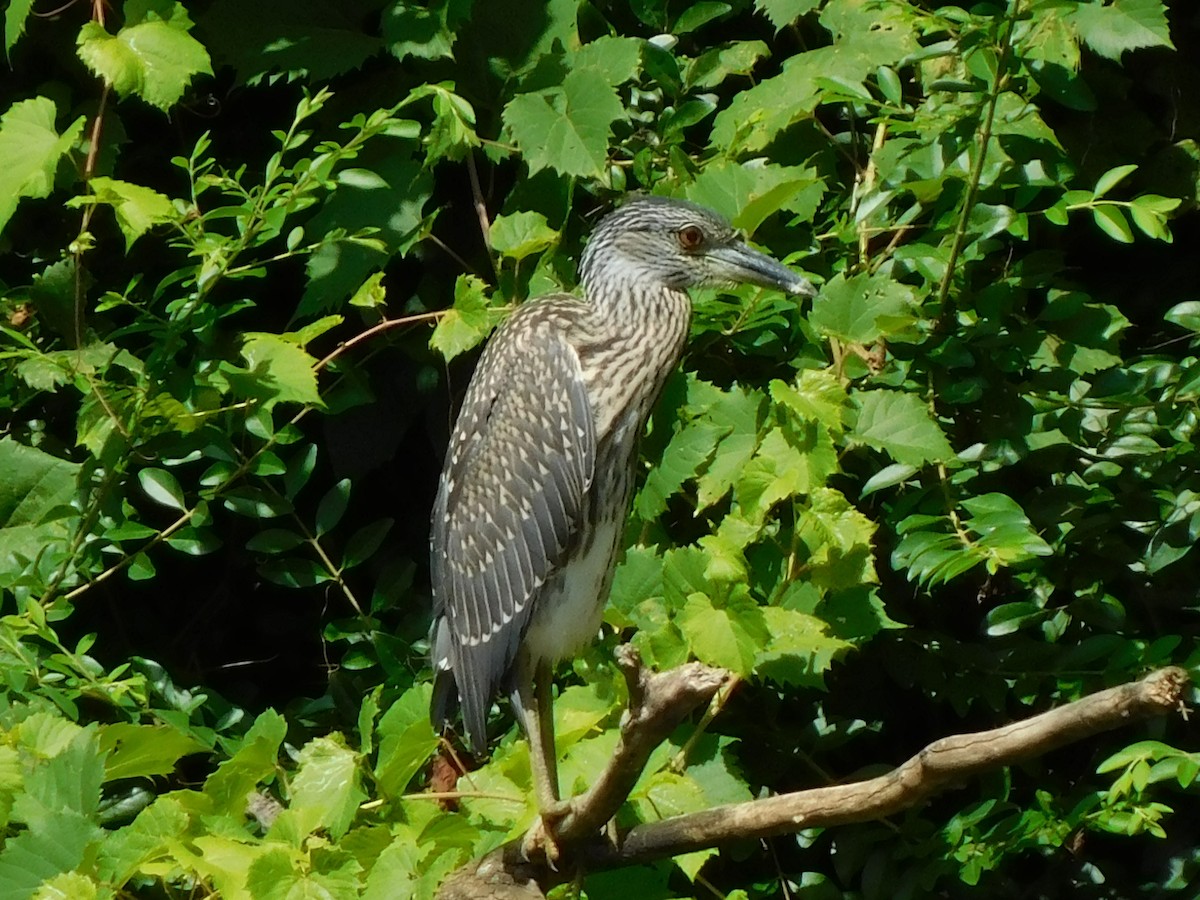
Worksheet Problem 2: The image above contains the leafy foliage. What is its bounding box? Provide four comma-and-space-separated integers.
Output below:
0, 0, 1197, 897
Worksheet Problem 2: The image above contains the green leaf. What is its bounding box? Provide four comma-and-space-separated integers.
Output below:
1164, 301, 1200, 334
755, 0, 820, 30
349, 271, 387, 309
0, 811, 98, 900
246, 528, 306, 554
755, 606, 852, 687
809, 272, 917, 344
851, 390, 954, 466
32, 872, 99, 900
65, 177, 175, 248
637, 421, 724, 519
770, 368, 848, 434
0, 97, 87, 237
76, 0, 213, 111
94, 796, 187, 888
138, 468, 186, 511
684, 160, 824, 234
98, 723, 208, 780
374, 683, 439, 798
571, 35, 642, 87
1068, 0, 1174, 61
203, 709, 287, 814
0, 439, 79, 530
316, 478, 351, 537
1092, 204, 1134, 243
429, 275, 504, 362
284, 734, 365, 839
490, 211, 558, 262
343, 518, 393, 569
1092, 164, 1138, 199
202, 0, 382, 83
4, 0, 34, 57
676, 591, 768, 676
674, 2, 732, 33
238, 333, 322, 408
503, 67, 624, 179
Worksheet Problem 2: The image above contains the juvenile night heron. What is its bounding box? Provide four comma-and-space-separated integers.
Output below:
430, 196, 813, 817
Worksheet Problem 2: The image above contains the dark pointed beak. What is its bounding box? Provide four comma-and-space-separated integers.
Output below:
708, 242, 817, 298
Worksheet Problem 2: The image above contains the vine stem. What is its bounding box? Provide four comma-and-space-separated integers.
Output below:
934, 0, 1022, 322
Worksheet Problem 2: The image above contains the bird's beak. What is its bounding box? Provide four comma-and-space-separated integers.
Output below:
708, 242, 817, 298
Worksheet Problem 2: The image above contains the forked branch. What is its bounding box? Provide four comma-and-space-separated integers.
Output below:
435, 660, 1191, 900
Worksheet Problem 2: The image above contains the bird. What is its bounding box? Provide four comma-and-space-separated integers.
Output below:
429, 195, 814, 821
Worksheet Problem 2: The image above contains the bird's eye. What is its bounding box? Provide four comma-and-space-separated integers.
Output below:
677, 224, 705, 250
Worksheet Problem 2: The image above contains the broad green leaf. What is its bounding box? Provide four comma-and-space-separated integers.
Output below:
676, 591, 768, 676
809, 272, 917, 344
283, 734, 364, 839
687, 40, 768, 89
571, 35, 642, 87
201, 0, 381, 83
755, 0, 820, 30
238, 334, 321, 408
382, 0, 467, 62
0, 811, 99, 900
755, 606, 852, 687
851, 390, 954, 466
490, 211, 558, 261
770, 368, 848, 434
76, 0, 213, 111
14, 728, 105, 824
795, 488, 878, 591
503, 67, 624, 179
1068, 0, 1174, 61
685, 160, 824, 234
607, 545, 665, 626
65, 177, 175, 248
32, 871, 98, 900
429, 275, 504, 362
637, 421, 724, 519
374, 683, 439, 798
203, 709, 287, 814
0, 97, 86, 236
98, 724, 208, 780
0, 438, 79, 528
138, 468, 186, 511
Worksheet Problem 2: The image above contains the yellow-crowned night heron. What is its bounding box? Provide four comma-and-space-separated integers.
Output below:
430, 196, 813, 815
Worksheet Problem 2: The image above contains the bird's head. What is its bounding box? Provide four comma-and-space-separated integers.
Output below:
579, 196, 816, 300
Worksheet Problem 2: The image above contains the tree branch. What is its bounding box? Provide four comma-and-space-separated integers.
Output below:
435, 664, 1191, 900
590, 666, 1191, 867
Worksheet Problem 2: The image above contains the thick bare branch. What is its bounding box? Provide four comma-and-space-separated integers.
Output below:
436, 664, 1190, 899
588, 666, 1191, 868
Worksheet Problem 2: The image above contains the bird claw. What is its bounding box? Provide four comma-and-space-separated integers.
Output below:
521, 800, 571, 869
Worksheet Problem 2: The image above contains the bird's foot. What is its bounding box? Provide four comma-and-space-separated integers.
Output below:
521, 799, 571, 869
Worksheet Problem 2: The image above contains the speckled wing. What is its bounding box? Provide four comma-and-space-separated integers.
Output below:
430, 304, 596, 752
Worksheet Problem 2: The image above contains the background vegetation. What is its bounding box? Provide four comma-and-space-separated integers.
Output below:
0, 0, 1197, 897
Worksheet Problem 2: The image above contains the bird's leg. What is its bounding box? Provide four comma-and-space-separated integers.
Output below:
517, 657, 569, 863
530, 657, 561, 809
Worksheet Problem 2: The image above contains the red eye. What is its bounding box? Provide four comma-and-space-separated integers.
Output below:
677, 224, 705, 250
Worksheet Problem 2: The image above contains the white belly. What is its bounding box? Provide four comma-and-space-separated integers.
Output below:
523, 516, 621, 665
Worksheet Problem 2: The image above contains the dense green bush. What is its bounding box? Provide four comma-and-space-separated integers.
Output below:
0, 0, 1197, 897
